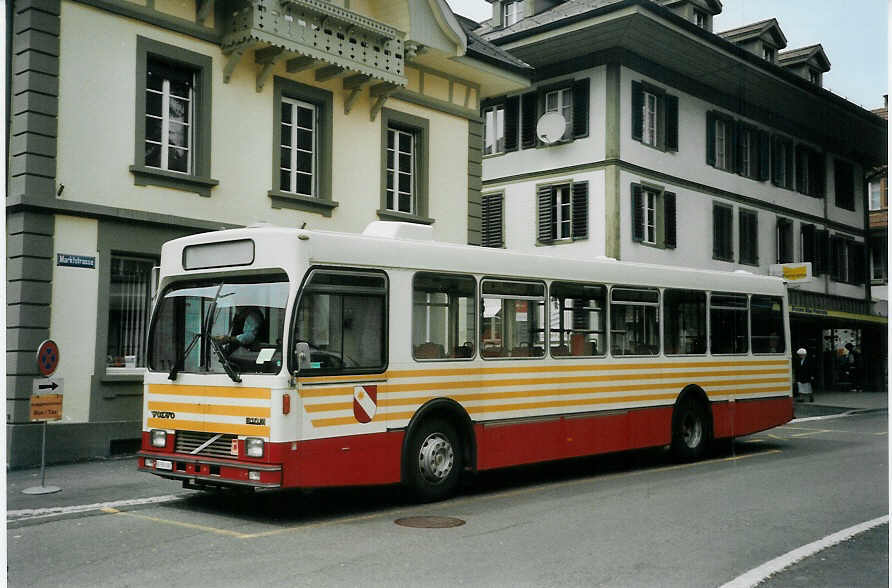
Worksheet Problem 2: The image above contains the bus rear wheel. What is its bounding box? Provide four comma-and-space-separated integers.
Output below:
406, 419, 462, 502
671, 398, 709, 462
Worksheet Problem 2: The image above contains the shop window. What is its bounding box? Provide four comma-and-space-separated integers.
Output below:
107, 256, 156, 372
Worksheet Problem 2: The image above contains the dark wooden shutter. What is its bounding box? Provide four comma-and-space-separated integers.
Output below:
571, 181, 588, 239
504, 96, 520, 152
739, 211, 758, 265
758, 131, 771, 181
572, 78, 589, 138
727, 117, 737, 171
736, 122, 746, 176
706, 112, 716, 166
772, 136, 782, 186
801, 224, 816, 264
631, 184, 644, 242
631, 81, 643, 141
664, 94, 678, 152
813, 151, 825, 197
795, 145, 806, 194
814, 229, 828, 275
521, 92, 538, 149
828, 235, 841, 280
850, 241, 866, 284
537, 184, 554, 243
663, 191, 676, 249
713, 204, 731, 260
481, 193, 504, 248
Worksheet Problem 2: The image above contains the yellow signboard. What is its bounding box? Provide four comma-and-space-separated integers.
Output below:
30, 394, 63, 422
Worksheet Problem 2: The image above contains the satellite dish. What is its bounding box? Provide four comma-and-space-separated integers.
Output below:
537, 112, 567, 144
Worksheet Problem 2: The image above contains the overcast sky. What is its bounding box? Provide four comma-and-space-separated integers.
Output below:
446, 0, 888, 111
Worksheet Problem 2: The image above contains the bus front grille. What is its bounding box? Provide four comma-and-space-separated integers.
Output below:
175, 431, 237, 459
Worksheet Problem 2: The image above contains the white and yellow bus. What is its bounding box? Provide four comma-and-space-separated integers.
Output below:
139, 222, 793, 501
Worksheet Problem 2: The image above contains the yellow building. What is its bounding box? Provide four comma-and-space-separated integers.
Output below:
6, 0, 530, 466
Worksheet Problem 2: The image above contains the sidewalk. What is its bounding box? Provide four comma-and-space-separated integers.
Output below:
7, 390, 887, 523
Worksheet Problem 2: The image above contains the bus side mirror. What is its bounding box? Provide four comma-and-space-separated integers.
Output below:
295, 342, 312, 373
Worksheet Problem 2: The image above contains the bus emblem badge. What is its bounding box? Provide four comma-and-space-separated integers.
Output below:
353, 385, 377, 423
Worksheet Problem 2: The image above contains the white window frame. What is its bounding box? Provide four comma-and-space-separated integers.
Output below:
869, 181, 883, 211
503, 1, 521, 26
642, 91, 659, 147
553, 185, 572, 241
483, 104, 505, 155
714, 118, 729, 170
763, 46, 775, 62
386, 126, 416, 215
279, 96, 317, 197
871, 243, 886, 283
642, 188, 657, 245
145, 62, 194, 174
107, 255, 157, 375
695, 10, 707, 28
739, 128, 752, 177
545, 88, 572, 140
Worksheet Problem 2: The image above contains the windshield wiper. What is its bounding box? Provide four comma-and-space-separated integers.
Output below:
209, 336, 242, 383
168, 332, 201, 381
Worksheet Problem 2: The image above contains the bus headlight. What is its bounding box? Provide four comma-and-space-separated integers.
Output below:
151, 429, 167, 448
245, 438, 264, 457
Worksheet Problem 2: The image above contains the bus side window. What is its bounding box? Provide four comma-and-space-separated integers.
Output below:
610, 287, 660, 356
292, 270, 388, 373
480, 279, 546, 359
412, 273, 476, 360
663, 289, 706, 355
710, 293, 748, 354
549, 282, 606, 358
751, 295, 785, 353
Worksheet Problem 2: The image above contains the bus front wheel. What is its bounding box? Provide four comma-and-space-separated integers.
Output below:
671, 397, 710, 461
406, 418, 462, 502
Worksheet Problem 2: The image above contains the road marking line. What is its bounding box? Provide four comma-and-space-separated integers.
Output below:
7, 494, 187, 523
791, 410, 880, 423
719, 515, 889, 588
103, 507, 248, 538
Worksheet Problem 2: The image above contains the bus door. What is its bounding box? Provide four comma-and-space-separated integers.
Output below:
291, 268, 389, 431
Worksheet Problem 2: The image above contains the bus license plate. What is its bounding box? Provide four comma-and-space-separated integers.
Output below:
155, 459, 173, 471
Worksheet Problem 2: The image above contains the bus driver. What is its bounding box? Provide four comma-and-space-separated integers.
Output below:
214, 307, 264, 353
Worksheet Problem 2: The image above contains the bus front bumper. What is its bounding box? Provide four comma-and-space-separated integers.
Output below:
138, 451, 282, 489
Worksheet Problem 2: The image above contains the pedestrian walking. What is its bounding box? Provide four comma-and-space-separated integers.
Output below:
794, 347, 815, 402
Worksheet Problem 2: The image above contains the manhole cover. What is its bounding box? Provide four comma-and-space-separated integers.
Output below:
394, 516, 465, 528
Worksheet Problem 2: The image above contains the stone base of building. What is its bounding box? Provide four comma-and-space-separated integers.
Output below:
6, 420, 141, 470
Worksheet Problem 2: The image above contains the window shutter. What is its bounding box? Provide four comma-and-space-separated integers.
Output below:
537, 184, 554, 243
736, 123, 746, 176
812, 151, 825, 197
713, 204, 731, 260
739, 211, 758, 264
801, 224, 815, 264
795, 145, 806, 194
758, 131, 771, 181
712, 204, 721, 258
521, 92, 538, 149
572, 78, 589, 138
727, 117, 737, 171
814, 229, 828, 275
828, 235, 840, 280
631, 81, 643, 141
851, 241, 866, 284
481, 193, 504, 248
664, 94, 678, 152
706, 112, 716, 166
504, 96, 520, 152
571, 181, 588, 239
631, 184, 644, 242
664, 191, 676, 249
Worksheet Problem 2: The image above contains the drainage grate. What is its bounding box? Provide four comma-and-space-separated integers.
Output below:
394, 516, 465, 529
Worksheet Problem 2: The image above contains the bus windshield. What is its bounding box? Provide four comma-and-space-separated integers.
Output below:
148, 273, 289, 377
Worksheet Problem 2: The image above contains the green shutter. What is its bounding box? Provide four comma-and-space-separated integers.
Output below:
537, 184, 554, 243
521, 92, 538, 149
631, 81, 643, 142
571, 181, 588, 239
572, 78, 589, 138
664, 94, 678, 151
758, 131, 770, 181
504, 96, 519, 152
631, 184, 644, 242
481, 193, 504, 247
706, 112, 716, 166
664, 191, 676, 249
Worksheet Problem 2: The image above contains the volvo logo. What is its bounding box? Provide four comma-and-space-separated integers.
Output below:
151, 411, 175, 419
246, 417, 266, 425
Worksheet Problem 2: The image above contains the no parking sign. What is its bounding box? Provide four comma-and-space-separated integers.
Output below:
37, 339, 60, 376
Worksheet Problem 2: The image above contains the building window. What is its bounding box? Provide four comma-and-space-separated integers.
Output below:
631, 184, 676, 249
871, 241, 886, 283
132, 37, 216, 196
739, 209, 759, 265
279, 98, 316, 197
107, 256, 156, 372
801, 223, 816, 269
610, 287, 660, 356
776, 218, 794, 263
502, 1, 521, 26
545, 87, 572, 141
712, 203, 733, 261
707, 111, 735, 171
736, 123, 769, 180
481, 193, 504, 248
631, 81, 678, 152
483, 103, 505, 155
869, 181, 883, 210
772, 136, 794, 189
763, 46, 776, 62
809, 70, 820, 85
549, 282, 606, 357
796, 146, 824, 198
412, 273, 476, 360
834, 159, 855, 210
270, 77, 335, 214
829, 236, 865, 284
537, 182, 588, 243
379, 109, 430, 223
694, 10, 708, 29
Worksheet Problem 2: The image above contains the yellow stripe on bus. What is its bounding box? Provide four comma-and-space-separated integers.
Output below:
147, 417, 270, 437
147, 401, 270, 418
302, 377, 791, 413
147, 384, 270, 400
307, 385, 792, 427
295, 359, 790, 385
299, 370, 790, 399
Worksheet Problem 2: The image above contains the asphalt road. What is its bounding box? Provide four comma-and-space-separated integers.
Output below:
7, 412, 888, 587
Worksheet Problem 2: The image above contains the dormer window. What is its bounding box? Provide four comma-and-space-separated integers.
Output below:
809, 70, 820, 85
763, 46, 776, 62
694, 10, 707, 29
503, 1, 521, 27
